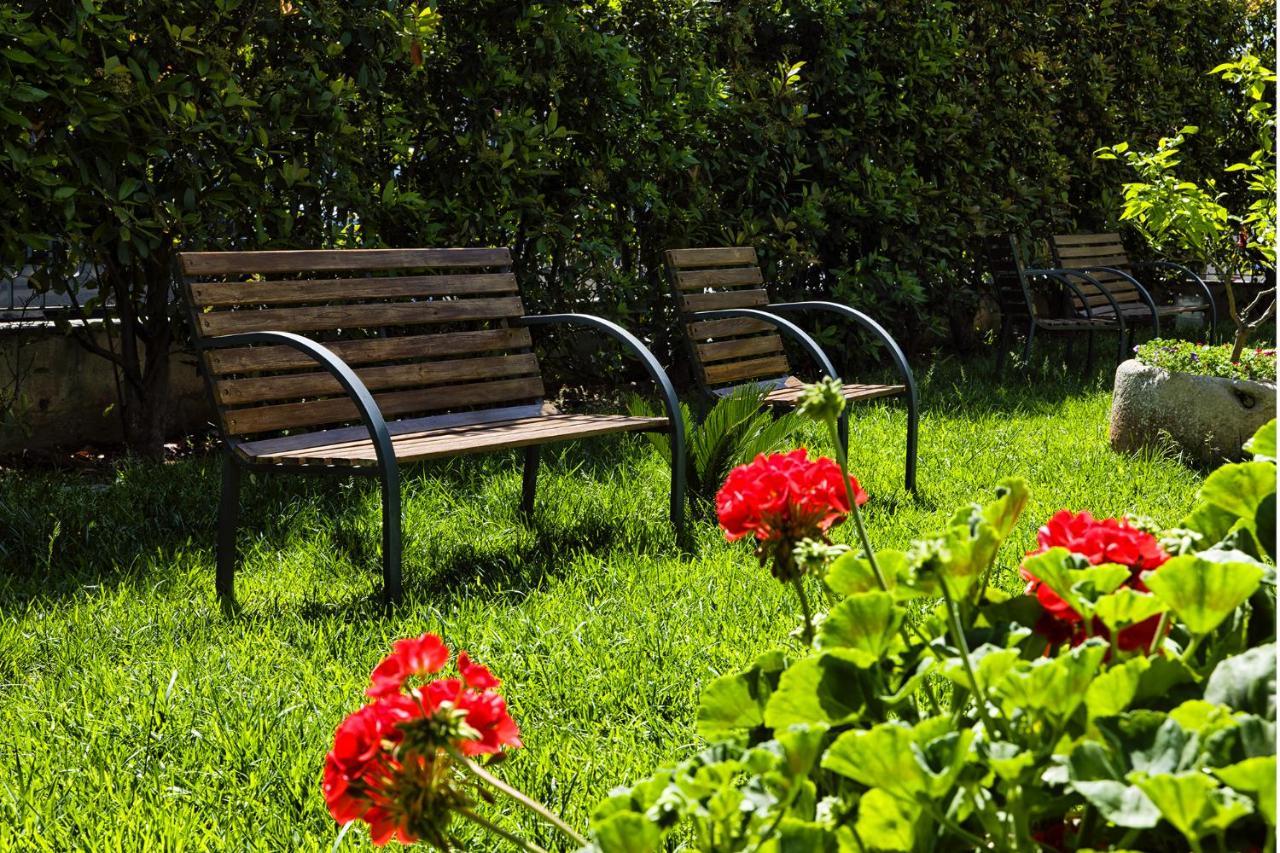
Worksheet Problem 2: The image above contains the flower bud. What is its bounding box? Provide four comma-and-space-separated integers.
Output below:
796, 377, 846, 424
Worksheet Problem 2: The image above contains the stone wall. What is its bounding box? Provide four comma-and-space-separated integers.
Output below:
0, 321, 212, 453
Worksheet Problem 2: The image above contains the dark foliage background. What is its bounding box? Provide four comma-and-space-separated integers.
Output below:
1, 0, 1273, 450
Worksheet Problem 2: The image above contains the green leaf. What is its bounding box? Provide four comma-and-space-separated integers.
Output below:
697, 649, 786, 739
1086, 655, 1150, 722
994, 639, 1106, 723
762, 819, 840, 853
826, 549, 913, 598
823, 718, 972, 800
1204, 644, 1276, 719
1067, 742, 1161, 828
855, 788, 919, 851
1133, 772, 1253, 843
1213, 756, 1276, 827
816, 592, 904, 665
1143, 553, 1265, 635
1194, 461, 1275, 528
764, 650, 871, 729
592, 811, 662, 853
1244, 420, 1275, 462
985, 740, 1034, 782
1093, 588, 1166, 634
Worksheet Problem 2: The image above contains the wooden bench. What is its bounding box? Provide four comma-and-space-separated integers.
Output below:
178, 248, 685, 603
664, 246, 918, 491
1049, 233, 1217, 340
984, 235, 1127, 373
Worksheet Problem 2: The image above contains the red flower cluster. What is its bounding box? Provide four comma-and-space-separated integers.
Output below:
1021, 510, 1171, 651
716, 449, 866, 545
323, 634, 522, 846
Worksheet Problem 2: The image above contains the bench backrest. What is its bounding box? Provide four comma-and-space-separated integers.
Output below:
1049, 232, 1142, 312
177, 248, 543, 439
983, 235, 1036, 319
664, 247, 791, 392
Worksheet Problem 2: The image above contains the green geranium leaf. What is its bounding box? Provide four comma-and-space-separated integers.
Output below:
1086, 655, 1150, 722
982, 477, 1031, 540
776, 724, 831, 779
1168, 700, 1239, 736
1213, 756, 1276, 827
592, 811, 662, 853
823, 722, 924, 794
816, 592, 905, 665
1096, 713, 1194, 776
985, 740, 1035, 782
940, 644, 1020, 693
995, 639, 1106, 723
1067, 741, 1161, 829
855, 788, 919, 852
764, 650, 871, 729
1195, 461, 1275, 527
761, 819, 841, 853
1143, 553, 1264, 635
1133, 772, 1253, 843
1093, 588, 1166, 633
697, 649, 787, 739
1244, 419, 1276, 462
826, 549, 914, 599
1256, 493, 1276, 562
1204, 644, 1276, 719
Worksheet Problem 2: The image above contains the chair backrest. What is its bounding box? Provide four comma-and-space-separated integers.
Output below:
1049, 232, 1143, 311
664, 247, 791, 392
177, 248, 544, 439
982, 235, 1035, 318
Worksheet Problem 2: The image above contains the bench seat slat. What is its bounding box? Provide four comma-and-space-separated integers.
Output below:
237, 412, 667, 467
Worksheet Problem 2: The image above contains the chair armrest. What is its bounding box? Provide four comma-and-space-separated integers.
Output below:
519, 312, 684, 441
201, 331, 395, 472
764, 301, 917, 411
1024, 268, 1127, 330
1064, 265, 1161, 318
687, 307, 840, 383
1131, 261, 1215, 304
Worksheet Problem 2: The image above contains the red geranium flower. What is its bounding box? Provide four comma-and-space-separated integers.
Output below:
1021, 511, 1170, 652
367, 633, 450, 698
322, 696, 419, 825
716, 449, 866, 544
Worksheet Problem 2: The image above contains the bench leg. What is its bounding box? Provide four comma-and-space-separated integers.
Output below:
520, 446, 540, 517
668, 426, 686, 535
216, 457, 241, 600
904, 392, 919, 493
379, 460, 403, 604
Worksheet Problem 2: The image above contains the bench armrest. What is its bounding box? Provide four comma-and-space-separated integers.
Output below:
688, 306, 840, 383
764, 301, 917, 412
1025, 268, 1127, 330
1132, 260, 1217, 304
201, 331, 396, 474
1065, 265, 1161, 317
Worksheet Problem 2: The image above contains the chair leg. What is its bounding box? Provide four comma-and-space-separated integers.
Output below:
216, 457, 242, 601
1021, 321, 1037, 370
378, 458, 403, 604
668, 425, 687, 535
1117, 328, 1129, 364
520, 445, 540, 517
904, 392, 919, 493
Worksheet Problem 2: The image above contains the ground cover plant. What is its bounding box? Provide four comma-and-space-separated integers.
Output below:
1135, 338, 1277, 383
0, 357, 1226, 848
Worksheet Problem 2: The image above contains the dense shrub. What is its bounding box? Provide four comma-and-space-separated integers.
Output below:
1, 0, 1273, 449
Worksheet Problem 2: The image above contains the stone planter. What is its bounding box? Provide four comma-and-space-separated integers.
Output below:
1110, 359, 1277, 466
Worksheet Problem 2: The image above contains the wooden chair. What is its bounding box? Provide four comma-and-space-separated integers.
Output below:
664, 247, 918, 491
985, 235, 1127, 373
1049, 233, 1217, 341
177, 248, 685, 603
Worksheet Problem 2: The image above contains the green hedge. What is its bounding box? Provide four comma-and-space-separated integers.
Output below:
1, 1, 1271, 446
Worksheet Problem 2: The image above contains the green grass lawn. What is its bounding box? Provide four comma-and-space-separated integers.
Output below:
0, 354, 1206, 850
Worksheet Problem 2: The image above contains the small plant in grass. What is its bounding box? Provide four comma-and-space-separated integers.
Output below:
1136, 338, 1277, 382
588, 382, 1277, 853
629, 385, 801, 513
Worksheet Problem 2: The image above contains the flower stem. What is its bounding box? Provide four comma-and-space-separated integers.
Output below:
455, 752, 589, 848
458, 808, 550, 853
791, 575, 815, 646
825, 417, 886, 591
1148, 611, 1170, 656
940, 580, 1011, 740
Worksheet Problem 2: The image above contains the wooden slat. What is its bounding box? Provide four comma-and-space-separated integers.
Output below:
666, 247, 758, 268
241, 413, 667, 468
205, 328, 534, 374
197, 297, 525, 336
224, 376, 545, 435
675, 267, 764, 290
179, 248, 511, 276
686, 317, 775, 339
703, 355, 790, 386
696, 336, 784, 363
216, 354, 540, 406
1051, 233, 1122, 247
1055, 250, 1131, 266
681, 289, 769, 312
189, 274, 517, 308
236, 403, 556, 458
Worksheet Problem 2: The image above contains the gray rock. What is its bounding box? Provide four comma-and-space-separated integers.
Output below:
1110, 359, 1277, 465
